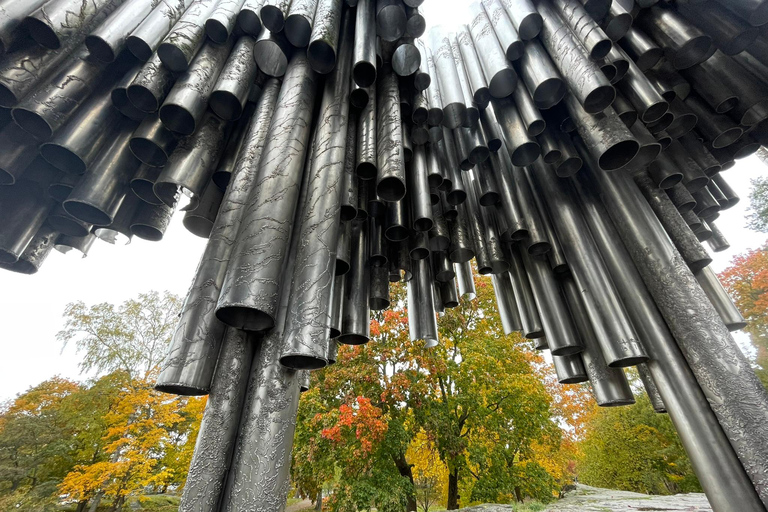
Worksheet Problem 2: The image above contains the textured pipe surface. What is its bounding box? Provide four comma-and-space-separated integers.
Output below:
178, 327, 255, 512
280, 12, 352, 369
491, 272, 523, 334
210, 36, 259, 122
158, 0, 221, 72
588, 161, 768, 509
127, 0, 196, 61
128, 52, 177, 113
339, 219, 371, 345
696, 266, 748, 332
376, 67, 406, 201
307, 0, 342, 74
158, 80, 279, 392
218, 54, 318, 332
408, 257, 439, 347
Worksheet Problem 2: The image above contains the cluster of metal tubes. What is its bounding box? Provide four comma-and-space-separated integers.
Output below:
1, 0, 768, 510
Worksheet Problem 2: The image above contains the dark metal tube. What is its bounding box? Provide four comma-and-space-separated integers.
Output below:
455, 260, 476, 300
683, 93, 743, 149
511, 83, 545, 138
356, 87, 377, 179
130, 165, 163, 205
261, 0, 290, 32
26, 0, 125, 50
0, 125, 38, 185
341, 115, 359, 222
428, 202, 450, 251
129, 115, 179, 169
647, 151, 683, 190
482, 0, 523, 61
210, 36, 259, 121
457, 26, 490, 107
409, 145, 434, 231
212, 110, 252, 189
158, 0, 221, 72
130, 200, 175, 241
217, 54, 318, 332
237, 0, 265, 35
601, 0, 632, 42
48, 203, 92, 238
552, 0, 612, 60
492, 271, 523, 334
93, 192, 139, 244
696, 266, 748, 332
519, 247, 582, 355
126, 0, 195, 61
0, 224, 57, 275
560, 275, 635, 405
667, 182, 697, 214
692, 188, 721, 220
376, 0, 406, 42
112, 64, 149, 122
155, 80, 278, 392
492, 97, 540, 167
498, 0, 541, 40
468, 2, 517, 99
339, 219, 370, 345
517, 39, 566, 109
54, 232, 96, 257
620, 26, 663, 72
488, 149, 527, 240
448, 204, 475, 263
86, 0, 160, 61
461, 171, 492, 274
280, 12, 352, 368
585, 161, 768, 510
330, 274, 345, 337
336, 221, 351, 275
64, 122, 141, 226
526, 163, 568, 275
218, 291, 302, 512
616, 51, 668, 124
533, 163, 648, 367
0, 182, 55, 263
307, 0, 342, 74
205, 0, 246, 43
636, 5, 713, 70
353, 0, 377, 87
479, 103, 503, 152
552, 353, 589, 385
408, 257, 439, 347
370, 264, 391, 311
552, 129, 583, 177
0, 0, 48, 55
376, 67, 406, 201
369, 215, 387, 265
127, 51, 177, 113
678, 1, 759, 56
666, 139, 709, 193
428, 27, 467, 129
183, 181, 223, 238
385, 199, 409, 241
284, 0, 318, 48
432, 250, 454, 282
160, 40, 233, 135
706, 221, 730, 252
537, 0, 615, 114
12, 50, 103, 140
637, 363, 667, 414
177, 327, 254, 511
154, 112, 228, 207
512, 164, 549, 255
564, 93, 639, 171
253, 27, 291, 78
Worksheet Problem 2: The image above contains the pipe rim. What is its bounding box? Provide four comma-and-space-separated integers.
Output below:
599, 139, 640, 171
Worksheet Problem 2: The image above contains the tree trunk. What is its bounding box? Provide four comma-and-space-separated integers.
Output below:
393, 453, 418, 512
315, 490, 322, 512
514, 487, 523, 503
447, 469, 459, 510
75, 500, 89, 512
88, 490, 104, 512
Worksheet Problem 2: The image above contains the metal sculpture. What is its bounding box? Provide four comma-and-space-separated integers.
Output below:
1, 0, 768, 510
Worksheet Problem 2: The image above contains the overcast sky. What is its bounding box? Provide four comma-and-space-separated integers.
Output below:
0, 0, 765, 401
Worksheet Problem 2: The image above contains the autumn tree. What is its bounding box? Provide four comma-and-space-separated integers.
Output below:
292, 274, 576, 512
577, 394, 700, 495
720, 244, 768, 388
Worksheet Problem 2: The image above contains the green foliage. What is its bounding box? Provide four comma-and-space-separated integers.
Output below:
292, 275, 572, 512
747, 175, 768, 233
577, 394, 700, 495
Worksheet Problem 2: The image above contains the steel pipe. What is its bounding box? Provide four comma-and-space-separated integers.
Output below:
178, 327, 254, 511
183, 182, 223, 238
339, 219, 370, 345
517, 40, 566, 110
447, 205, 475, 263
512, 164, 549, 255
210, 36, 259, 121
408, 257, 439, 347
468, 2, 517, 99
370, 264, 391, 310
260, 0, 290, 32
585, 160, 768, 510
376, 67, 406, 201
280, 12, 352, 369
428, 27, 467, 128
560, 275, 635, 405
457, 27, 490, 107
0, 0, 49, 56
48, 203, 93, 238
482, 0, 523, 61
552, 0, 612, 60
357, 90, 377, 179
0, 125, 38, 185
158, 0, 221, 72
26, 0, 125, 50
620, 26, 663, 72
488, 149, 527, 240
285, 0, 319, 48
12, 50, 103, 140
154, 112, 228, 207
409, 145, 434, 231
63, 122, 140, 226
129, 200, 174, 241
0, 182, 55, 263
647, 151, 683, 190
492, 97, 540, 167
237, 0, 265, 35
636, 6, 713, 70
127, 52, 177, 113
697, 266, 748, 332
511, 83, 545, 138
526, 163, 567, 275
601, 0, 632, 42
86, 0, 160, 62
307, 0, 342, 74
519, 247, 582, 355
552, 353, 589, 385
127, 0, 196, 62
492, 271, 523, 334
254, 27, 292, 78
160, 40, 233, 135
217, 54, 318, 332
0, 224, 57, 275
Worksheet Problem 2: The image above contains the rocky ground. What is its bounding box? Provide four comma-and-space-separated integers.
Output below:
462, 484, 712, 512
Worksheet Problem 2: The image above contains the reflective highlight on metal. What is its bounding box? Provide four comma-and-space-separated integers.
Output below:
696, 266, 748, 332
408, 257, 439, 347
339, 219, 370, 345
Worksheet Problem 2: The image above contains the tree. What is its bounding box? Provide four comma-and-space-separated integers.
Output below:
577, 394, 700, 495
0, 377, 81, 511
57, 291, 182, 380
720, 244, 768, 388
292, 274, 579, 512
407, 430, 448, 512
747, 174, 768, 233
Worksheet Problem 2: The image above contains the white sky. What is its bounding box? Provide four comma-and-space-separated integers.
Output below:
0, 0, 765, 401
